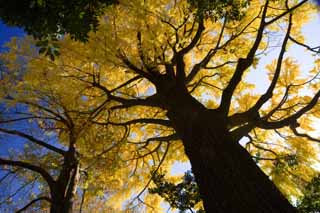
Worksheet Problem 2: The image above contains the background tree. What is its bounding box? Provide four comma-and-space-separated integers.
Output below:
0, 40, 132, 212
0, 0, 119, 60
0, 0, 118, 42
149, 170, 204, 213
2, 0, 320, 212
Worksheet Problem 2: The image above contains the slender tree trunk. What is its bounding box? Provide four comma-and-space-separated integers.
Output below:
50, 193, 73, 213
50, 148, 79, 213
164, 90, 296, 212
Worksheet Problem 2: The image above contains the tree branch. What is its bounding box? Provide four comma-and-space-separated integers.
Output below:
91, 79, 161, 109
94, 118, 171, 127
186, 17, 227, 83
218, 0, 269, 115
16, 196, 51, 213
290, 126, 320, 143
0, 128, 66, 155
251, 6, 292, 112
110, 76, 142, 93
289, 35, 320, 53
117, 51, 155, 82
265, 0, 309, 26
0, 158, 55, 190
174, 17, 205, 83
257, 90, 320, 129
178, 17, 205, 56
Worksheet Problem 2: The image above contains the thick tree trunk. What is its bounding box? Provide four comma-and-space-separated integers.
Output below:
164, 90, 296, 212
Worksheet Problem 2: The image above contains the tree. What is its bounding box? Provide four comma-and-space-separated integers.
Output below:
0, 42, 131, 212
2, 0, 320, 212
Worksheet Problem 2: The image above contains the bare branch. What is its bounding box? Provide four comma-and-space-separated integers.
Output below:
289, 36, 320, 53
95, 118, 171, 127
257, 90, 320, 129
91, 79, 161, 109
219, 0, 269, 115
178, 17, 205, 56
186, 17, 227, 83
130, 142, 170, 204
110, 76, 142, 93
0, 128, 66, 155
265, 0, 309, 26
117, 51, 155, 81
290, 126, 320, 143
16, 196, 51, 213
20, 101, 67, 123
174, 17, 205, 83
0, 158, 55, 191
251, 6, 292, 112
0, 116, 59, 124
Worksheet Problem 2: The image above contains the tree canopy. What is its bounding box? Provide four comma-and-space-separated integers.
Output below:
0, 0, 118, 42
1, 0, 320, 212
0, 39, 133, 211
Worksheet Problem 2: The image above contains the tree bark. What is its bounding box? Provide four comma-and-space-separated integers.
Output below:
165, 91, 297, 212
50, 149, 79, 213
50, 198, 73, 213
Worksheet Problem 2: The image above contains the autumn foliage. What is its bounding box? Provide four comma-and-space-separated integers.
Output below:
1, 0, 320, 212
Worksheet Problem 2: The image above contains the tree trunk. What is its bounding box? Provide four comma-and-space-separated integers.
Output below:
165, 91, 296, 212
50, 194, 73, 213
50, 149, 79, 213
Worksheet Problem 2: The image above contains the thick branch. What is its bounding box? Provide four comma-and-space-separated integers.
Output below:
129, 133, 179, 151
114, 95, 162, 111
110, 76, 142, 93
230, 124, 255, 142
227, 13, 293, 129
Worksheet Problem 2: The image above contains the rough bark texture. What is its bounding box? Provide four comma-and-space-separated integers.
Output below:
164, 89, 296, 213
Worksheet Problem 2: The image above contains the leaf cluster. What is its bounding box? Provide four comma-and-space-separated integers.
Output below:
188, 0, 249, 20
298, 175, 320, 213
149, 170, 204, 212
0, 0, 118, 42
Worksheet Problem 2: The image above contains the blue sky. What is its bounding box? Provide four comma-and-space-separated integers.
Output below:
0, 4, 320, 211
0, 21, 25, 51
0, 19, 26, 156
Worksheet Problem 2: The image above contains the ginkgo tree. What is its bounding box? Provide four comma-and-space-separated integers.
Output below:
2, 0, 320, 212
0, 39, 138, 212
